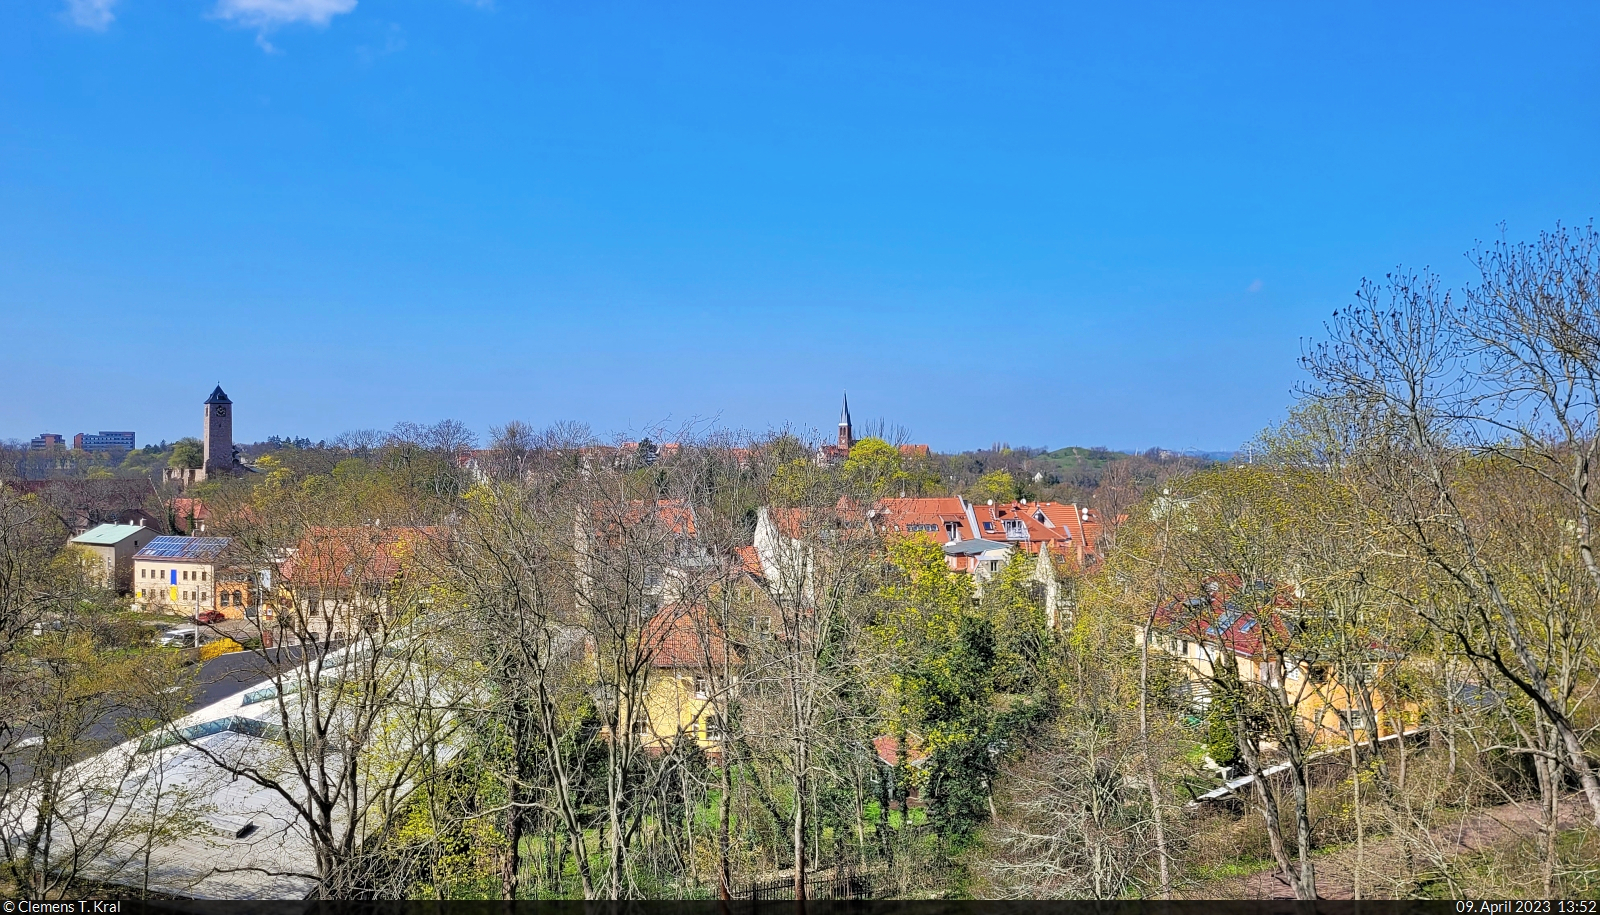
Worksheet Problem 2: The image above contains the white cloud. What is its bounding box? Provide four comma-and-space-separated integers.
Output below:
1247, 279, 1264, 294
64, 0, 118, 30
212, 0, 357, 31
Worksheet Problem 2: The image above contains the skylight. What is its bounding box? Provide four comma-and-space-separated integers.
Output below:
138, 716, 285, 753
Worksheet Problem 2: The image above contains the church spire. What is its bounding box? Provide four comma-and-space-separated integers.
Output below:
838, 392, 853, 451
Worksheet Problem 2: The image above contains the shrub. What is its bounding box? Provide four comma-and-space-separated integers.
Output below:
199, 637, 243, 661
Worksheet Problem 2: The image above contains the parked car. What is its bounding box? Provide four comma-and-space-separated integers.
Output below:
159, 628, 197, 648
196, 610, 225, 625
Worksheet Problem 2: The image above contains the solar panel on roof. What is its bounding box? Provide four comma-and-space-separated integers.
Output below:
134, 536, 230, 560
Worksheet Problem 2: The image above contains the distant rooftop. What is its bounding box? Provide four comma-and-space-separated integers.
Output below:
135, 535, 231, 562
71, 523, 152, 546
942, 538, 1012, 556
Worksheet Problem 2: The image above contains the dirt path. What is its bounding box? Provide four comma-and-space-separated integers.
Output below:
1197, 795, 1590, 899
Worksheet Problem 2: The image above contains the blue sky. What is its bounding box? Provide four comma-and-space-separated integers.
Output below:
4, 2, 1598, 452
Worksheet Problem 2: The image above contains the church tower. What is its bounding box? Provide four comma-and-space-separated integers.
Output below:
837, 393, 853, 452
202, 385, 235, 477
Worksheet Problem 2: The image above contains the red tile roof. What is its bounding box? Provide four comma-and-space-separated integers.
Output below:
593, 499, 697, 536
734, 546, 764, 576
872, 733, 928, 767
871, 497, 1103, 570
280, 526, 434, 589
1151, 577, 1295, 659
643, 604, 730, 668
874, 497, 972, 545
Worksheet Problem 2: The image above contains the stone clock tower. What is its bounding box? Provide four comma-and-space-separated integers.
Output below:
202, 385, 235, 477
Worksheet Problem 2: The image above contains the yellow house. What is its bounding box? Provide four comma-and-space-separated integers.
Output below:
627, 604, 733, 755
1143, 587, 1413, 747
619, 564, 785, 756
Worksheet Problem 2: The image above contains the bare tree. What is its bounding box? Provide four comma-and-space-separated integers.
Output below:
743, 445, 884, 900
172, 483, 468, 897
0, 488, 194, 896
1303, 257, 1600, 825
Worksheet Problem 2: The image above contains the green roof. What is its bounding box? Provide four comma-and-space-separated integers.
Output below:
71, 524, 153, 546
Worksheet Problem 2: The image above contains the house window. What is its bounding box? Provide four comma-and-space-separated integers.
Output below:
987, 560, 1000, 572
233, 590, 244, 606
694, 676, 709, 698
1338, 708, 1375, 732
754, 616, 772, 641
632, 717, 651, 743
202, 571, 208, 581
706, 713, 724, 741
221, 592, 230, 607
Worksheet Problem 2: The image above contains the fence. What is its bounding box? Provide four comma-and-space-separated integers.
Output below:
735, 866, 876, 901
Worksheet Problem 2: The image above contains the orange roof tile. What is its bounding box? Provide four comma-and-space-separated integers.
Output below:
643, 604, 731, 668
280, 526, 433, 589
734, 546, 764, 576
872, 733, 928, 766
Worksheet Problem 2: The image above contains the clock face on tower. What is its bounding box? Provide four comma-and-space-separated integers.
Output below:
217, 407, 227, 417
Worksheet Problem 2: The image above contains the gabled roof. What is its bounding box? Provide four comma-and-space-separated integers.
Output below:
875, 497, 973, 545
1152, 577, 1294, 658
734, 546, 764, 576
643, 604, 731, 668
71, 523, 151, 546
173, 497, 210, 520
872, 733, 927, 767
280, 527, 432, 588
586, 499, 698, 542
135, 535, 231, 562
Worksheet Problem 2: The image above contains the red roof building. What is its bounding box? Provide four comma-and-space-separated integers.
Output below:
872, 496, 1103, 572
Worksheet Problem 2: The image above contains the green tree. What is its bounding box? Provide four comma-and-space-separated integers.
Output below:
874, 536, 1049, 837
978, 553, 1050, 694
841, 437, 904, 496
968, 470, 1018, 504
167, 438, 202, 470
